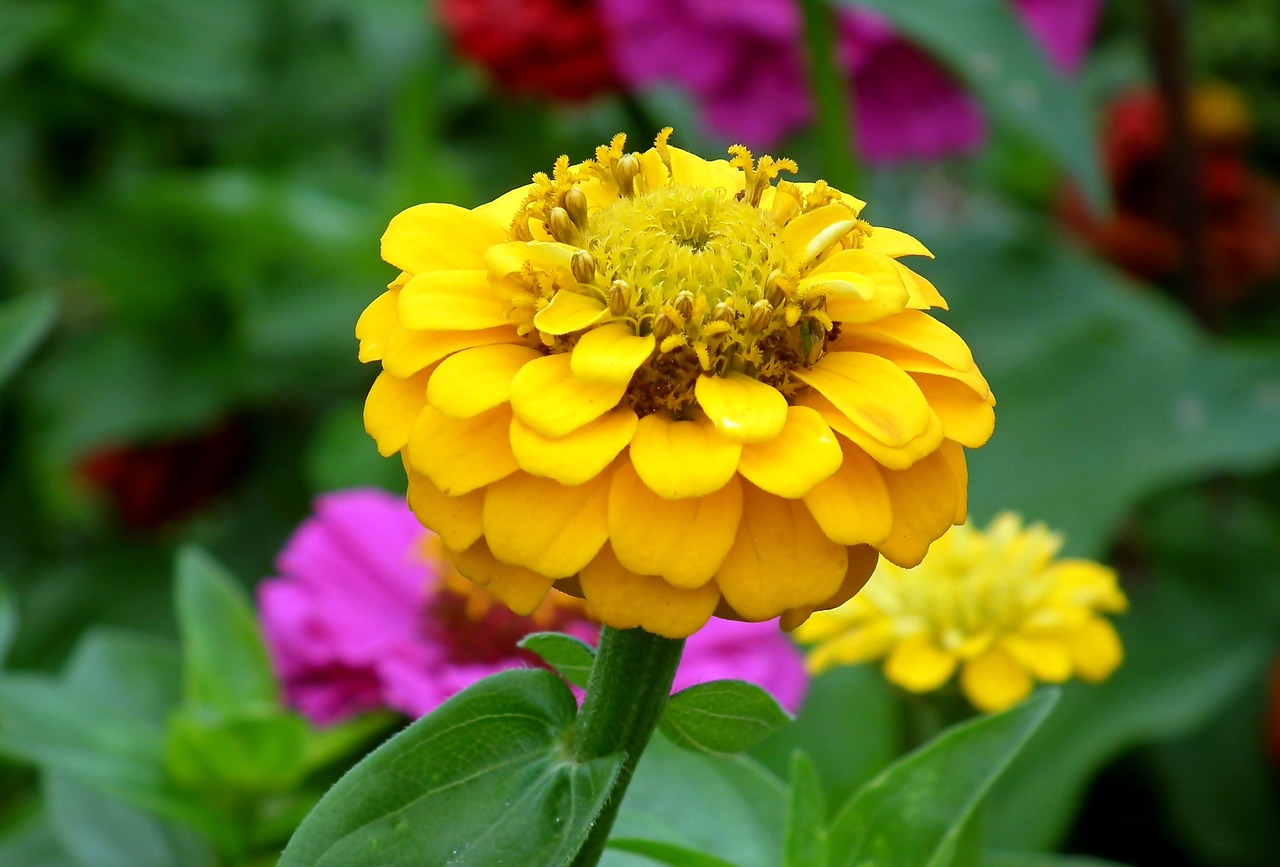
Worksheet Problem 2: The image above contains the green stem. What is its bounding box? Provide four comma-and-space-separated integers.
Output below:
569, 626, 686, 867
798, 0, 860, 192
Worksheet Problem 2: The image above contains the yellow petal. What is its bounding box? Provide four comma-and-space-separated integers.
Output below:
405, 404, 518, 496
801, 619, 895, 674
802, 438, 893, 545
579, 545, 721, 639
1066, 618, 1124, 682
802, 249, 911, 324
381, 203, 507, 274
781, 544, 879, 631
406, 471, 484, 551
662, 146, 744, 193
790, 182, 865, 216
608, 462, 742, 588
912, 374, 996, 448
937, 439, 969, 524
510, 407, 637, 486
961, 647, 1034, 713
570, 323, 655, 385
532, 290, 609, 336
694, 373, 788, 444
861, 226, 934, 259
484, 240, 578, 278
382, 325, 518, 380
1002, 634, 1073, 682
364, 369, 429, 456
796, 391, 944, 470
447, 539, 554, 616
399, 270, 511, 331
781, 203, 858, 265
842, 311, 974, 372
849, 340, 991, 399
894, 261, 948, 310
715, 485, 848, 621
356, 288, 399, 363
877, 449, 960, 568
738, 406, 842, 498
508, 353, 628, 437
885, 635, 958, 693
629, 414, 742, 499
794, 351, 937, 449
473, 183, 534, 228
483, 470, 611, 578
426, 344, 541, 419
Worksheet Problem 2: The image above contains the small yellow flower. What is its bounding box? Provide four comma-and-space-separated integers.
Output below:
795, 513, 1128, 712
359, 131, 995, 638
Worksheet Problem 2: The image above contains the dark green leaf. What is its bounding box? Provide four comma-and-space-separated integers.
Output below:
984, 856, 1134, 867
783, 752, 828, 867
0, 1, 69, 75
280, 669, 622, 867
607, 839, 740, 867
174, 546, 278, 712
839, 0, 1105, 209
0, 291, 57, 389
659, 680, 793, 756
165, 708, 308, 795
520, 631, 597, 688
0, 582, 15, 668
828, 690, 1059, 867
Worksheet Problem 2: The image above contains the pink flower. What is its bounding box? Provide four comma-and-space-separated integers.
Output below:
258, 489, 808, 725
601, 0, 1100, 161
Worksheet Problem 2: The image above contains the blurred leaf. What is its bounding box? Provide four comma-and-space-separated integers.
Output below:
65, 0, 262, 110
607, 735, 788, 867
174, 546, 277, 712
986, 581, 1271, 851
0, 582, 15, 667
0, 0, 69, 74
607, 839, 740, 867
0, 811, 70, 866
520, 631, 597, 689
782, 752, 828, 867
841, 0, 1105, 209
280, 669, 622, 866
300, 709, 400, 774
63, 629, 182, 727
984, 856, 1133, 867
828, 690, 1059, 867
304, 399, 407, 494
165, 709, 308, 795
659, 680, 793, 756
0, 291, 56, 390
45, 772, 214, 867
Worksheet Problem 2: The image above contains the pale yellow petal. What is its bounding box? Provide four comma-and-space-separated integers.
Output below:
912, 373, 996, 448
426, 344, 541, 419
405, 404, 518, 496
364, 369, 429, 456
570, 323, 655, 385
961, 647, 1035, 713
382, 325, 518, 380
737, 406, 842, 498
629, 414, 742, 499
861, 226, 933, 259
510, 407, 637, 486
399, 270, 511, 331
447, 540, 554, 616
877, 449, 960, 568
532, 291, 609, 336
781, 203, 858, 265
802, 619, 896, 674
508, 353, 628, 438
356, 288, 400, 363
1002, 634, 1073, 682
802, 437, 894, 545
483, 470, 611, 577
794, 351, 937, 449
693, 373, 789, 444
472, 183, 534, 228
884, 635, 959, 693
579, 545, 720, 639
1066, 618, 1124, 682
663, 146, 744, 193
608, 462, 742, 588
381, 203, 507, 274
406, 472, 484, 551
715, 484, 848, 621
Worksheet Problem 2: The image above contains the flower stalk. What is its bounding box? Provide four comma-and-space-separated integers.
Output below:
798, 0, 859, 192
570, 626, 686, 866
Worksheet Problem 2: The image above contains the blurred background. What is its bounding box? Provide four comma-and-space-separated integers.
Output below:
2, 0, 1280, 864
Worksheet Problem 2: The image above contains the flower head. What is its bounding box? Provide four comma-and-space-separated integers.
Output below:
259, 489, 808, 724
359, 131, 993, 638
795, 513, 1127, 713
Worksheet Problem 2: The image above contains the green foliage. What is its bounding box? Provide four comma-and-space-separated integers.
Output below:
658, 680, 793, 756
782, 752, 828, 867
0, 291, 56, 390
0, 582, 15, 667
280, 669, 624, 867
520, 631, 598, 689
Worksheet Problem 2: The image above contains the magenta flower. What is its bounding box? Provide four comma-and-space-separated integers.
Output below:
258, 489, 808, 725
601, 0, 1100, 161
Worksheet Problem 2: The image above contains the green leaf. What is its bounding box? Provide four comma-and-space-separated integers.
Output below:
0, 582, 16, 668
63, 629, 183, 727
607, 839, 740, 867
520, 631, 597, 688
174, 546, 278, 712
659, 680, 793, 756
300, 709, 400, 773
984, 856, 1134, 867
783, 752, 828, 867
0, 1, 69, 75
165, 708, 308, 795
0, 812, 71, 867
0, 291, 57, 389
838, 0, 1105, 209
280, 669, 623, 866
828, 690, 1059, 867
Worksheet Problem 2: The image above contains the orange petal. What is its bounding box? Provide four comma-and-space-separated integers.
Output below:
579, 545, 720, 639
447, 539, 554, 616
406, 472, 485, 551
802, 437, 893, 546
483, 470, 611, 578
405, 404, 518, 496
877, 449, 960, 568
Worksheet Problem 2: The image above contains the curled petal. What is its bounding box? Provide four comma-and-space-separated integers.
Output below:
802, 438, 893, 546
861, 227, 934, 259
694, 373, 789, 444
570, 323, 655, 385
533, 291, 608, 336
795, 351, 937, 449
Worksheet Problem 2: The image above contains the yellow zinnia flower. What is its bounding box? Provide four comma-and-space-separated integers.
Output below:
358, 130, 995, 639
795, 513, 1128, 712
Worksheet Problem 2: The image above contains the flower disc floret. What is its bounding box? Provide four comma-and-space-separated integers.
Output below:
359, 130, 996, 638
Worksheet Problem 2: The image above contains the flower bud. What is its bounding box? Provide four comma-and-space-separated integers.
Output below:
548, 206, 580, 244
614, 153, 640, 197
747, 299, 773, 333
608, 279, 631, 315
563, 186, 589, 229
570, 250, 596, 284
672, 290, 694, 320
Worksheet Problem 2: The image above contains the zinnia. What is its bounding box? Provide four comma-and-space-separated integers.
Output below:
258, 488, 809, 724
358, 130, 993, 638
794, 512, 1128, 712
